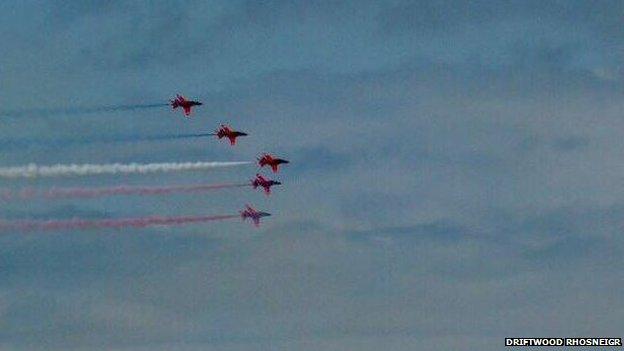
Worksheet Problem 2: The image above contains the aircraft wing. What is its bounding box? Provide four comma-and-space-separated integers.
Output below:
183, 106, 192, 116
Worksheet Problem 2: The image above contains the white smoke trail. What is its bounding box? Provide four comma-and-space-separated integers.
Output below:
0, 161, 251, 179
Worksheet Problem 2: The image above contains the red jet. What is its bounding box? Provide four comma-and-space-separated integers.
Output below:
251, 173, 281, 195
257, 153, 289, 173
170, 94, 202, 117
240, 204, 271, 227
216, 124, 248, 145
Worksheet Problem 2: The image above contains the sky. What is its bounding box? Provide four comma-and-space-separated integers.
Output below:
0, 1, 623, 350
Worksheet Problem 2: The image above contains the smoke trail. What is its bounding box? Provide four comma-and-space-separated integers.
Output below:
142, 133, 216, 141
0, 133, 217, 151
0, 103, 169, 118
0, 161, 251, 179
88, 132, 217, 145
0, 183, 250, 200
0, 214, 240, 232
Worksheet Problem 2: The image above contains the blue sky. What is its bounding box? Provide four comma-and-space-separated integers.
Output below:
0, 1, 623, 350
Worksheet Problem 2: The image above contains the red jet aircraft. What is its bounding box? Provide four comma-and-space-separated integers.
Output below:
251, 173, 281, 195
240, 204, 271, 227
216, 124, 248, 145
170, 94, 202, 117
257, 153, 290, 173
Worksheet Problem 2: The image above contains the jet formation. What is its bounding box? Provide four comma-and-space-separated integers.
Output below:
170, 94, 290, 227
0, 94, 290, 231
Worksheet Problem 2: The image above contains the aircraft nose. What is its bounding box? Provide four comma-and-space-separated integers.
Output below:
275, 181, 282, 185
239, 132, 248, 136
197, 102, 203, 105
280, 159, 290, 164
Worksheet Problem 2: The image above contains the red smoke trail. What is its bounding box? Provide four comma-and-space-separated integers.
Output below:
44, 183, 249, 199
0, 183, 250, 200
0, 214, 240, 232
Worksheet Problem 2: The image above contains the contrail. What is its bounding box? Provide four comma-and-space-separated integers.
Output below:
1, 183, 250, 200
0, 214, 240, 232
0, 161, 251, 179
0, 103, 169, 118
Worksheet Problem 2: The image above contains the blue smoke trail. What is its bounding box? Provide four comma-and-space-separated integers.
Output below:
0, 133, 216, 151
0, 103, 169, 118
